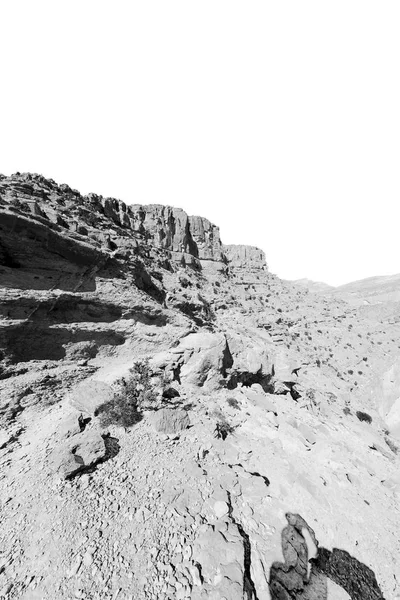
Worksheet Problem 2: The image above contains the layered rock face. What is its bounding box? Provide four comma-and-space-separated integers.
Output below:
223, 244, 267, 270
1, 172, 400, 600
0, 173, 264, 272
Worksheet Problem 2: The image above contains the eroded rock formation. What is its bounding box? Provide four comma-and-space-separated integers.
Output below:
1, 172, 399, 600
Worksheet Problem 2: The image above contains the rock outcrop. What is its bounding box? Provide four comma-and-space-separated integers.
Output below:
1, 171, 400, 600
223, 244, 267, 270
0, 173, 265, 272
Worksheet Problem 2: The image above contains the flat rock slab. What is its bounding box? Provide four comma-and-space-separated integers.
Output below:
69, 380, 114, 415
149, 408, 190, 435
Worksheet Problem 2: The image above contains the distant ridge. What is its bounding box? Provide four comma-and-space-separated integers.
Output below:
330, 273, 400, 305
290, 278, 334, 294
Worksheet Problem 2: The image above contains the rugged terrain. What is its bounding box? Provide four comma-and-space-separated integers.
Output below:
295, 274, 400, 306
1, 172, 399, 600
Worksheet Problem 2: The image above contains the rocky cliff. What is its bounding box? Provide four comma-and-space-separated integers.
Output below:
1, 172, 399, 600
0, 173, 266, 273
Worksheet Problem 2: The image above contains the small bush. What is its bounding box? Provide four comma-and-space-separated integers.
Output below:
326, 392, 337, 404
215, 418, 236, 440
179, 276, 191, 288
211, 409, 236, 440
356, 411, 372, 424
226, 397, 240, 410
97, 359, 157, 428
306, 389, 316, 402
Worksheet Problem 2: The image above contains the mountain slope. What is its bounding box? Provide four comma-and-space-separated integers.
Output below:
332, 273, 400, 305
0, 172, 399, 600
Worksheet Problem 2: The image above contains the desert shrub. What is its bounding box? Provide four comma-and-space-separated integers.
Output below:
226, 397, 240, 410
211, 409, 236, 440
179, 275, 191, 288
326, 392, 337, 404
356, 411, 372, 424
97, 359, 157, 428
215, 418, 236, 440
306, 389, 316, 402
343, 407, 351, 415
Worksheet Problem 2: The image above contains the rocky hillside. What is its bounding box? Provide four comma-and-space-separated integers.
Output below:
330, 274, 400, 306
294, 274, 400, 306
1, 172, 399, 600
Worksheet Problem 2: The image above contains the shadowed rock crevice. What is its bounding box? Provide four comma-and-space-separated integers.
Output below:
2, 323, 125, 362
227, 491, 259, 600
221, 339, 234, 377
226, 369, 274, 393
228, 464, 270, 488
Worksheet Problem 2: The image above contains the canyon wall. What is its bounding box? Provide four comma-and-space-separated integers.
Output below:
0, 173, 266, 271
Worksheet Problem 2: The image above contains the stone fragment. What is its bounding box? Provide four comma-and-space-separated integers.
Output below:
149, 408, 190, 435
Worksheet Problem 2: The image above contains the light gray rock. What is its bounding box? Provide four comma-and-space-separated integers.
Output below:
58, 412, 86, 439
69, 380, 114, 416
149, 408, 190, 435
53, 430, 106, 479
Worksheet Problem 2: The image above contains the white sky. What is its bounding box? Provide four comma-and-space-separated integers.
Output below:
1, 1, 399, 286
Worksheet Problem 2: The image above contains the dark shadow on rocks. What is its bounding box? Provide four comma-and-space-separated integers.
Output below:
311, 547, 385, 600
102, 434, 121, 460
2, 322, 125, 362
131, 260, 166, 304
269, 513, 385, 600
67, 434, 121, 480
226, 369, 274, 393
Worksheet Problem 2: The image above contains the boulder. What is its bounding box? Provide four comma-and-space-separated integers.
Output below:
54, 429, 106, 479
153, 333, 231, 389
180, 333, 230, 388
225, 331, 273, 379
149, 408, 190, 435
272, 349, 301, 382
